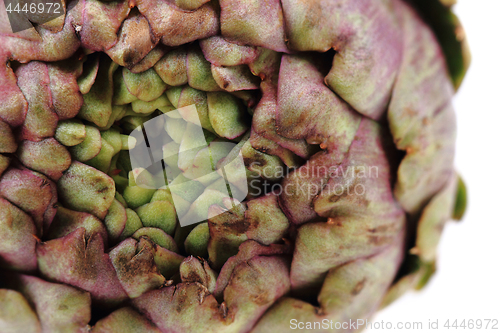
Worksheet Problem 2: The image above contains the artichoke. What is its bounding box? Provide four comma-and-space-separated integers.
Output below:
0, 0, 469, 332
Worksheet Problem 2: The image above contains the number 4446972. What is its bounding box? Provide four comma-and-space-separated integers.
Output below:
5, 2, 61, 14
444, 319, 498, 329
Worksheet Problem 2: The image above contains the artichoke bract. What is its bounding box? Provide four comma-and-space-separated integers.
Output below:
0, 0, 469, 331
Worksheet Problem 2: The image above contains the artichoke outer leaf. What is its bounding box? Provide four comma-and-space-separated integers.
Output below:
413, 172, 459, 263
452, 175, 467, 221
410, 0, 471, 90
0, 198, 38, 272
93, 307, 162, 333
36, 228, 128, 306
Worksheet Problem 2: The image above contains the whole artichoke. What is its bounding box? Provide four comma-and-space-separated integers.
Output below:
0, 0, 469, 332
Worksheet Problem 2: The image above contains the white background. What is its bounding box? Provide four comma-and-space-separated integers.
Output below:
369, 1, 500, 332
